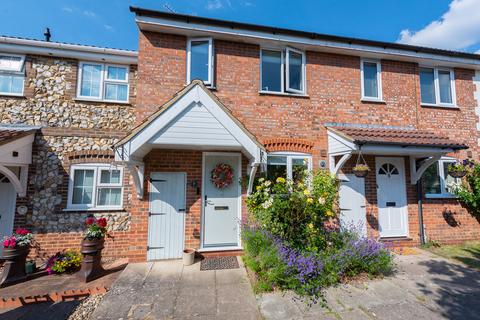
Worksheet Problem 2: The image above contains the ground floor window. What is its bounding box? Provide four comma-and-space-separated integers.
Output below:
423, 159, 459, 198
266, 153, 312, 182
67, 164, 123, 210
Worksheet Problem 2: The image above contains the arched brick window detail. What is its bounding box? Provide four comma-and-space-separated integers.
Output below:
65, 150, 115, 165
262, 138, 315, 153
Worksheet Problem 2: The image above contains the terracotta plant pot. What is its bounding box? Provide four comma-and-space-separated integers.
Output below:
352, 168, 369, 178
448, 170, 466, 178
0, 246, 29, 287
76, 238, 105, 283
183, 248, 195, 266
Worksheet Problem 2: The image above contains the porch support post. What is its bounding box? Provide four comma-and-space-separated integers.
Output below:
329, 152, 352, 175
126, 161, 145, 199
410, 155, 441, 185
247, 162, 260, 195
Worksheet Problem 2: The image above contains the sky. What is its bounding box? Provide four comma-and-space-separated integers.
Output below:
1, 0, 480, 53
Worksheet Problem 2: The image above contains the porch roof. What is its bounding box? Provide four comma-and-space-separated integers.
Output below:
327, 125, 468, 150
326, 124, 468, 184
114, 80, 265, 198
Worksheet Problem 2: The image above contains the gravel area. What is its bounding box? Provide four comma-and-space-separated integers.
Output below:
67, 294, 105, 320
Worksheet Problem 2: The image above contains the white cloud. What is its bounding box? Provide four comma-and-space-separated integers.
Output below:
205, 0, 231, 10
104, 24, 114, 31
83, 10, 96, 17
62, 7, 73, 13
397, 0, 480, 51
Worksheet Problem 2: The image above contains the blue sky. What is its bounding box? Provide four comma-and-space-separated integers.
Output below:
1, 0, 479, 53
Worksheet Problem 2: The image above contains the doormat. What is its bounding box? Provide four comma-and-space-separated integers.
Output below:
200, 256, 239, 271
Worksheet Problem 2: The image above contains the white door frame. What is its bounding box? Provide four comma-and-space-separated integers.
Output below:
375, 157, 409, 238
200, 152, 242, 251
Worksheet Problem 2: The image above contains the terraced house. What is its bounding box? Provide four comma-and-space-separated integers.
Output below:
1, 6, 480, 262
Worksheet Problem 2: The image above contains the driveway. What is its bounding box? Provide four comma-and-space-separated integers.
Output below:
258, 249, 480, 319
92, 258, 261, 319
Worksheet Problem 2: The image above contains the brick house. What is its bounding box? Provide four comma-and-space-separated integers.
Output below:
2, 7, 480, 262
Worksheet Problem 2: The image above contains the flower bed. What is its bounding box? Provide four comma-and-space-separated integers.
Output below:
244, 170, 394, 302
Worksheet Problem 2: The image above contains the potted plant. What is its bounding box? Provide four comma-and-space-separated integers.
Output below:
47, 250, 82, 275
76, 217, 108, 282
448, 161, 468, 178
352, 164, 370, 178
0, 228, 34, 287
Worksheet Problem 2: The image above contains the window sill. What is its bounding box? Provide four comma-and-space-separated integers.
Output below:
0, 93, 25, 98
425, 194, 458, 199
74, 98, 131, 105
361, 98, 386, 104
259, 91, 309, 98
421, 103, 459, 110
63, 207, 125, 212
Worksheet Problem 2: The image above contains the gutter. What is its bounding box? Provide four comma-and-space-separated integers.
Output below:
0, 36, 138, 64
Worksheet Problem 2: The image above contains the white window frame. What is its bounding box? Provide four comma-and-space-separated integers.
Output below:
360, 59, 382, 101
419, 66, 456, 107
285, 47, 306, 94
67, 164, 124, 211
260, 47, 306, 95
187, 37, 214, 86
267, 152, 313, 180
425, 158, 460, 199
76, 62, 129, 103
0, 53, 25, 96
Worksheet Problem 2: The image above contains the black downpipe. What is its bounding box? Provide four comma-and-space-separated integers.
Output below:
417, 180, 425, 245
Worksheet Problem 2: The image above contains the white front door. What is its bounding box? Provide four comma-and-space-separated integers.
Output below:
375, 157, 408, 237
0, 173, 16, 241
339, 174, 367, 236
147, 172, 186, 260
203, 153, 241, 248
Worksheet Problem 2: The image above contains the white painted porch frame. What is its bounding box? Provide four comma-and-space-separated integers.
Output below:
327, 129, 454, 184
0, 133, 35, 197
115, 83, 264, 198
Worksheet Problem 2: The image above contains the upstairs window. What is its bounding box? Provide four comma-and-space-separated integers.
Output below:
77, 62, 129, 102
420, 67, 455, 106
187, 38, 213, 86
67, 164, 123, 210
0, 54, 25, 96
423, 159, 460, 198
266, 153, 312, 183
361, 59, 382, 101
260, 47, 306, 94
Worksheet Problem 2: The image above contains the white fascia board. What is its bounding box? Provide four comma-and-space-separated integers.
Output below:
0, 38, 138, 64
0, 134, 35, 165
327, 130, 357, 154
360, 145, 454, 156
137, 16, 480, 69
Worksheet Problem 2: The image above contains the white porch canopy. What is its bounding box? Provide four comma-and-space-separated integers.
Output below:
327, 125, 468, 184
114, 80, 265, 198
0, 125, 39, 197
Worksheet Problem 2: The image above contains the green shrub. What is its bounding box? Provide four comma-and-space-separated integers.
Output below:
246, 170, 339, 251
454, 160, 480, 219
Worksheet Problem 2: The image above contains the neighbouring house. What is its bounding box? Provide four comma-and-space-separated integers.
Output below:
1, 6, 480, 263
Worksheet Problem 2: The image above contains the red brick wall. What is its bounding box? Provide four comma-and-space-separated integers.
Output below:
134, 31, 480, 247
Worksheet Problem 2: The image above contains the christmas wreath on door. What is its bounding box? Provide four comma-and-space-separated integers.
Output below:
211, 163, 234, 189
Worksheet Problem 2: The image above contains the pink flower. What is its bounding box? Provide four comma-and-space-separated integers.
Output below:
85, 217, 95, 225
8, 237, 16, 248
15, 228, 29, 236
3, 238, 9, 248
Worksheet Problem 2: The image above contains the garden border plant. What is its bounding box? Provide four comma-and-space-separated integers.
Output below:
243, 170, 394, 303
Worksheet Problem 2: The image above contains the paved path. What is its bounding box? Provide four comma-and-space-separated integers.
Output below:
258, 250, 480, 319
92, 257, 261, 319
